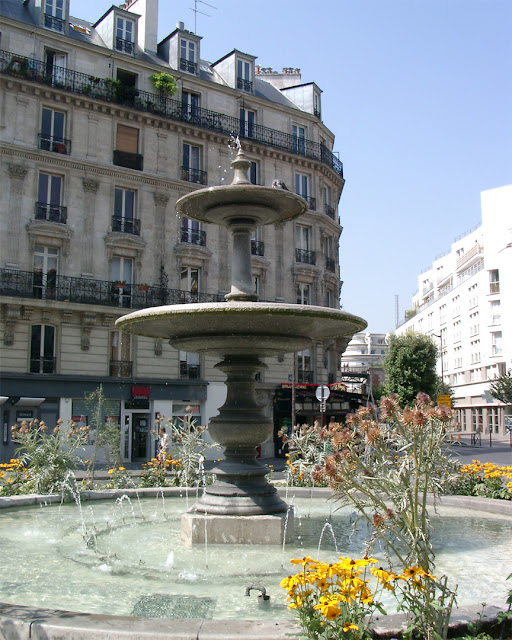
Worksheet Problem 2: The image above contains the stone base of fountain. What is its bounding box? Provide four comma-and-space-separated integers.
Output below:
181, 510, 294, 545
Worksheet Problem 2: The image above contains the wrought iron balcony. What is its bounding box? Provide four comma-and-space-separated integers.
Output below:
180, 58, 197, 74
112, 215, 141, 235
251, 240, 265, 256
298, 195, 316, 211
38, 134, 71, 155
181, 166, 207, 185
0, 268, 225, 310
237, 77, 253, 92
35, 202, 67, 224
180, 363, 201, 379
110, 360, 133, 377
181, 228, 206, 246
297, 369, 314, 384
326, 257, 336, 273
324, 204, 336, 220
44, 14, 64, 32
295, 248, 317, 265
30, 356, 56, 374
113, 150, 143, 171
0, 49, 343, 177
115, 38, 135, 54
314, 108, 321, 119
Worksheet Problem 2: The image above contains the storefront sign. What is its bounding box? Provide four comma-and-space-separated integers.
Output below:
132, 386, 150, 400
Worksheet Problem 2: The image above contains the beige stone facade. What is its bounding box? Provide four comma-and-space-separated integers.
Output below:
0, 0, 351, 462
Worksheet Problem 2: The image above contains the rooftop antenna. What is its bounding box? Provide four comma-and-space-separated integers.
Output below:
190, 0, 217, 34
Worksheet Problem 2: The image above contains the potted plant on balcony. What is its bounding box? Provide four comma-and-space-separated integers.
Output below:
113, 280, 127, 289
137, 283, 149, 291
149, 72, 177, 98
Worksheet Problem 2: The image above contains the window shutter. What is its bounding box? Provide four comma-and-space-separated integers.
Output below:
116, 125, 139, 153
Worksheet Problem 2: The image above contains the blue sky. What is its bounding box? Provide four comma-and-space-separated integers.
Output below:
78, 0, 512, 333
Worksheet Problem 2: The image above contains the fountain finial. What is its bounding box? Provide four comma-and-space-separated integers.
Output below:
231, 147, 252, 186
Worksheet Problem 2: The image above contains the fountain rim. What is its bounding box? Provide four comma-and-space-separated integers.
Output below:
0, 489, 509, 640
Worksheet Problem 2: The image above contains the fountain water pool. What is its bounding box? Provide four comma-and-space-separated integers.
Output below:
0, 490, 510, 624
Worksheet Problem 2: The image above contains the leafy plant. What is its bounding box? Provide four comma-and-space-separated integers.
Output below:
278, 420, 330, 487
149, 72, 177, 97
104, 466, 135, 490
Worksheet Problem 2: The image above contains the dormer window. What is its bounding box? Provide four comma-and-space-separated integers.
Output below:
44, 0, 64, 32
313, 93, 321, 118
237, 59, 252, 92
116, 16, 135, 54
180, 39, 197, 74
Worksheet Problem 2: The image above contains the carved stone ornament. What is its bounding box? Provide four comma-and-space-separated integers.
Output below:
154, 192, 170, 207
82, 178, 99, 193
154, 338, 163, 356
3, 305, 21, 346
8, 164, 28, 180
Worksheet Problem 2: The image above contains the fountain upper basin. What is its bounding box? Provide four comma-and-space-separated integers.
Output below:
115, 301, 367, 356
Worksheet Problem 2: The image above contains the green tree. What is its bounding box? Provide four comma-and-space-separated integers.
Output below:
489, 370, 512, 404
384, 332, 438, 406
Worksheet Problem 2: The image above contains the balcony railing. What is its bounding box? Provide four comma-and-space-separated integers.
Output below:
0, 49, 343, 177
326, 257, 336, 273
35, 202, 67, 224
314, 108, 321, 119
298, 195, 316, 211
30, 356, 56, 374
180, 363, 201, 379
295, 248, 317, 265
456, 244, 483, 270
0, 268, 225, 309
490, 281, 500, 294
251, 240, 265, 256
180, 58, 197, 74
112, 215, 141, 235
44, 14, 64, 32
324, 204, 336, 220
237, 77, 253, 92
113, 150, 144, 171
181, 167, 207, 185
38, 134, 71, 155
297, 370, 314, 384
115, 38, 135, 55
181, 228, 206, 246
110, 360, 133, 377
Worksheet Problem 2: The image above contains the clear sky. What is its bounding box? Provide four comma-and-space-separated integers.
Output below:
78, 0, 512, 333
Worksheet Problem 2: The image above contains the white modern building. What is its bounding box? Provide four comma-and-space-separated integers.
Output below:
0, 0, 359, 463
397, 184, 512, 436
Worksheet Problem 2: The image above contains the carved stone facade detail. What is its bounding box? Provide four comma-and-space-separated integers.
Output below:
3, 305, 21, 345
82, 178, 99, 193
81, 313, 96, 351
8, 164, 28, 180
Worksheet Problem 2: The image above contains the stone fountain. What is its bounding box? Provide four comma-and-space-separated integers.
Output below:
116, 148, 367, 544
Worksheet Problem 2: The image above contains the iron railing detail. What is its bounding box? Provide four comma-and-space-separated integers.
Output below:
181, 167, 207, 185
30, 356, 56, 374
113, 150, 143, 171
251, 240, 265, 256
115, 38, 135, 54
180, 58, 197, 74
181, 228, 206, 246
112, 215, 141, 235
326, 257, 336, 273
35, 202, 67, 224
314, 108, 321, 119
295, 248, 317, 265
0, 49, 343, 177
38, 133, 71, 155
324, 204, 336, 220
236, 77, 253, 92
180, 363, 201, 379
299, 195, 316, 211
110, 360, 133, 377
44, 14, 64, 31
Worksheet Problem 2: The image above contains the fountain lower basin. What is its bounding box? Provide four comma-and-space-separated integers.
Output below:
0, 489, 510, 639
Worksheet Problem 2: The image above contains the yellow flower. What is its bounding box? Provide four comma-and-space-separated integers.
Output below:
118, 466, 125, 471
108, 469, 114, 474
343, 622, 359, 633
314, 596, 341, 619
7, 478, 13, 483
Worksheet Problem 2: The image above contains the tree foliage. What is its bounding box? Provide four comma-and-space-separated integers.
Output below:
489, 370, 512, 405
384, 332, 438, 406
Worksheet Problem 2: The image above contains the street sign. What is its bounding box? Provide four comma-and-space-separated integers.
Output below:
315, 385, 330, 402
437, 394, 451, 408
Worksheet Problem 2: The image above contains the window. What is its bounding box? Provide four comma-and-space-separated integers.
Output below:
36, 173, 66, 223
323, 185, 335, 218
490, 300, 501, 324
249, 161, 258, 185
313, 93, 321, 118
427, 312, 433, 331
114, 125, 142, 170
453, 345, 462, 369
296, 173, 315, 209
115, 16, 135, 54
296, 283, 310, 305
236, 59, 252, 91
297, 349, 313, 383
324, 236, 335, 272
40, 107, 68, 153
113, 188, 139, 235
111, 256, 133, 307
110, 330, 132, 377
250, 227, 264, 255
472, 408, 483, 432
491, 331, 502, 356
296, 224, 315, 264
182, 91, 199, 120
181, 217, 204, 246
470, 340, 480, 364
44, 49, 67, 85
33, 245, 58, 299
30, 324, 56, 373
469, 311, 479, 336
253, 275, 260, 296
240, 108, 255, 138
439, 304, 447, 325
180, 351, 200, 379
182, 143, 205, 184
44, 0, 64, 31
452, 294, 460, 317
292, 125, 306, 155
487, 407, 500, 434
180, 266, 199, 301
468, 283, 478, 309
180, 39, 197, 74
489, 269, 500, 294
